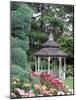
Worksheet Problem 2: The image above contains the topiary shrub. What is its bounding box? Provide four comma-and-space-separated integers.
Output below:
10, 64, 34, 92
10, 64, 26, 91
10, 64, 25, 82
11, 3, 33, 39
11, 47, 27, 69
11, 36, 29, 51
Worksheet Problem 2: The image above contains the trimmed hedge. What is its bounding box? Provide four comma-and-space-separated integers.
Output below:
11, 36, 29, 51
11, 47, 27, 69
11, 64, 25, 82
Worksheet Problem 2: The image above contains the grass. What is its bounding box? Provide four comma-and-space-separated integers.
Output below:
64, 77, 74, 89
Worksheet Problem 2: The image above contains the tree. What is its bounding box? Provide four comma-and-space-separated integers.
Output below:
11, 2, 33, 69
57, 34, 74, 65
58, 35, 73, 58
28, 3, 74, 46
11, 3, 33, 40
27, 3, 74, 63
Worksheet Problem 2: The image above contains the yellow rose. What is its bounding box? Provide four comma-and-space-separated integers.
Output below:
23, 83, 31, 88
12, 81, 17, 84
42, 85, 47, 91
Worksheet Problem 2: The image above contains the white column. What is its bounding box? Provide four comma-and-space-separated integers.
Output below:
63, 57, 66, 80
35, 57, 37, 71
48, 57, 50, 74
38, 57, 40, 71
59, 57, 62, 79
40, 58, 42, 72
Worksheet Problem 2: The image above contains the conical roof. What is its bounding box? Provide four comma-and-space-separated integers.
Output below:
35, 47, 66, 57
41, 40, 59, 48
35, 40, 66, 57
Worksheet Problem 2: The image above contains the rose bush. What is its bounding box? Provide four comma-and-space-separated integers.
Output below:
11, 71, 73, 98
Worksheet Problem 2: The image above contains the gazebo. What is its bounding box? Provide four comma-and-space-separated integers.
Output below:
34, 34, 67, 80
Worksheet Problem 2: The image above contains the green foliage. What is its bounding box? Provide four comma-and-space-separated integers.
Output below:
28, 4, 73, 63
10, 2, 36, 94
11, 3, 33, 34
29, 61, 35, 71
11, 64, 25, 82
29, 30, 48, 46
11, 9, 32, 39
58, 35, 73, 57
11, 2, 33, 70
11, 47, 27, 69
66, 64, 73, 77
39, 58, 58, 70
11, 36, 29, 51
58, 35, 73, 77
41, 59, 48, 70
30, 4, 73, 41
10, 64, 33, 91
11, 2, 21, 10
32, 77, 40, 84
24, 70, 33, 83
50, 59, 58, 70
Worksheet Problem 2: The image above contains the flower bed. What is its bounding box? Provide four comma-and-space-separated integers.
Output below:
11, 71, 73, 98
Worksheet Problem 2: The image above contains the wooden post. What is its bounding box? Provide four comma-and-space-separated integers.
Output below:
48, 57, 50, 74
59, 57, 62, 79
63, 57, 66, 80
38, 57, 40, 71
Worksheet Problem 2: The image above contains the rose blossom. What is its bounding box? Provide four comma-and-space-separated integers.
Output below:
41, 89, 49, 95
28, 90, 35, 97
34, 84, 40, 90
32, 71, 41, 77
57, 91, 65, 95
42, 85, 47, 91
68, 89, 74, 94
11, 92, 16, 98
15, 88, 25, 96
48, 93, 53, 96
25, 93, 29, 97
12, 81, 17, 84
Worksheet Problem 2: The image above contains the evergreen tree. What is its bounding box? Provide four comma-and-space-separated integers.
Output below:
11, 2, 33, 69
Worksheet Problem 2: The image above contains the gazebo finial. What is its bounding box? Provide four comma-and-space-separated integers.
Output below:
48, 33, 53, 41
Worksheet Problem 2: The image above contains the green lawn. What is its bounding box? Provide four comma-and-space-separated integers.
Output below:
64, 77, 74, 89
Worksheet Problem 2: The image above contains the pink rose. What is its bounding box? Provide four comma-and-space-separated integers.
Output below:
11, 92, 16, 97
15, 88, 25, 96
28, 90, 35, 97
34, 84, 40, 90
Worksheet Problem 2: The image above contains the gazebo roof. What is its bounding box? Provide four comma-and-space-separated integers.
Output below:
35, 47, 66, 57
35, 40, 66, 57
41, 40, 59, 48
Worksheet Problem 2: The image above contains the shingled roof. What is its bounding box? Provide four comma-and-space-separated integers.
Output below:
41, 40, 59, 48
35, 40, 66, 57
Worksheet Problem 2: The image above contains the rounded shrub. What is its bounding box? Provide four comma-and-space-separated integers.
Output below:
11, 47, 27, 69
11, 36, 29, 51
10, 64, 26, 91
10, 64, 25, 82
